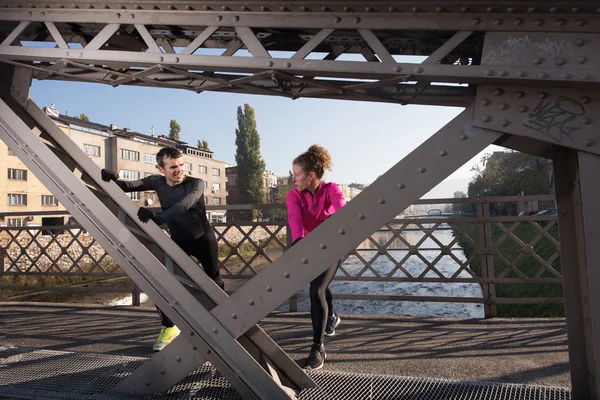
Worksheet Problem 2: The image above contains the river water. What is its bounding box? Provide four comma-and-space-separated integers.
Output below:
277, 227, 485, 319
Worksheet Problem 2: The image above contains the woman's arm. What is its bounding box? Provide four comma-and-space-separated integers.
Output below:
286, 190, 304, 242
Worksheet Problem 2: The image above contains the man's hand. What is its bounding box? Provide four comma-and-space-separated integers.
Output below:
137, 207, 155, 223
101, 169, 119, 182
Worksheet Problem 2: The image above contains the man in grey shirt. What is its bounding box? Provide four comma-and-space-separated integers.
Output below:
102, 146, 224, 351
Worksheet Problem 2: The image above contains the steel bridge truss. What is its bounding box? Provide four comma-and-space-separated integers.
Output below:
0, 1, 599, 399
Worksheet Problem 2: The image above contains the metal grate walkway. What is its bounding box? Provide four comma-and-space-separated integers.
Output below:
0, 346, 572, 400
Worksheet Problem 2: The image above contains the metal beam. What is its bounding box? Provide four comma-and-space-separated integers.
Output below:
1, 9, 599, 33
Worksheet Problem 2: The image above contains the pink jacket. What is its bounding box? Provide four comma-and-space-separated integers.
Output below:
286, 182, 346, 242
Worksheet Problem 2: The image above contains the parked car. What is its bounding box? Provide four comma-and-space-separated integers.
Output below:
518, 210, 538, 216
537, 209, 558, 216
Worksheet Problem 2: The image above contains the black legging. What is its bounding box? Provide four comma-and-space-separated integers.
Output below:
158, 230, 223, 327
310, 260, 340, 344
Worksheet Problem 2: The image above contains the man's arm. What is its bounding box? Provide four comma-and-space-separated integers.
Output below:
101, 169, 151, 192
154, 178, 203, 224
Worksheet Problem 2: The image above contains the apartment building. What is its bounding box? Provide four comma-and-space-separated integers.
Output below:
226, 167, 279, 204
0, 104, 228, 226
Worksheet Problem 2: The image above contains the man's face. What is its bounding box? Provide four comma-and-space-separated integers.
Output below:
158, 156, 185, 186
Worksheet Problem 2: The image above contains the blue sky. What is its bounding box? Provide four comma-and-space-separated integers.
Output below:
30, 79, 499, 198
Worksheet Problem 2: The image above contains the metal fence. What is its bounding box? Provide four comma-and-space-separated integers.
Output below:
0, 196, 560, 317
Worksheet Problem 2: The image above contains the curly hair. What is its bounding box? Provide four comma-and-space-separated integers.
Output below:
293, 144, 333, 179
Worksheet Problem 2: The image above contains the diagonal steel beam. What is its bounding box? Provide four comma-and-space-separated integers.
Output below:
235, 27, 270, 58
181, 26, 220, 55
85, 23, 120, 50
135, 24, 162, 53
0, 21, 29, 47
211, 104, 502, 338
292, 28, 335, 60
44, 22, 68, 49
423, 31, 474, 65
358, 29, 396, 63
18, 92, 313, 396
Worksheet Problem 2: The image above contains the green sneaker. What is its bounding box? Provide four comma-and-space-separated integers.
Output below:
153, 326, 180, 352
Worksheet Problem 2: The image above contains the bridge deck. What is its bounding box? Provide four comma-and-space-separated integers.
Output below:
0, 302, 571, 399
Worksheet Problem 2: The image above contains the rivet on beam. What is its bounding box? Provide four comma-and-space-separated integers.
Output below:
358, 214, 366, 220
516, 71, 526, 78
284, 272, 291, 278
577, 56, 587, 64
499, 70, 508, 76
233, 15, 239, 21
354, 17, 361, 23
581, 74, 591, 80
556, 19, 566, 27
232, 313, 238, 319
393, 66, 402, 72
483, 116, 492, 123
538, 72, 548, 78
519, 105, 529, 113
266, 286, 272, 292
249, 299, 255, 305
493, 89, 503, 96
583, 117, 592, 125
398, 183, 406, 189
507, 7, 515, 13
486, 7, 494, 12
480, 99, 490, 106
339, 229, 346, 235
460, 7, 469, 12
538, 92, 548, 99
301, 6, 309, 11
561, 73, 572, 79
388, 7, 396, 12
412, 7, 419, 13
414, 67, 424, 73
576, 19, 586, 26
436, 7, 444, 12
494, 19, 503, 26
216, 15, 222, 21
581, 97, 591, 104
534, 19, 544, 26
575, 38, 585, 46
584, 139, 595, 147
365, 6, 372, 12
556, 58, 566, 66
528, 7, 537, 12
500, 119, 510, 127
241, 6, 248, 11
262, 6, 270, 11
213, 327, 218, 333
439, 150, 448, 156
472, 18, 481, 25
284, 62, 291, 68
499, 103, 508, 110
333, 16, 341, 23
378, 198, 386, 204
203, 6, 210, 10
484, 69, 495, 76
550, 7, 558, 12
418, 167, 427, 173
514, 18, 523, 26
460, 133, 469, 140
572, 8, 581, 13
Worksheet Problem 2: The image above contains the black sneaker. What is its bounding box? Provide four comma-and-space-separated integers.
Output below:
325, 313, 341, 336
305, 343, 326, 370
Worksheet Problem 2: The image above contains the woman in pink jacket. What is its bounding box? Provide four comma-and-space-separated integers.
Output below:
286, 144, 346, 370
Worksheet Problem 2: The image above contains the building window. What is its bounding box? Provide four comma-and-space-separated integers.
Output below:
7, 218, 26, 227
41, 195, 58, 206
212, 168, 220, 176
7, 193, 27, 206
204, 181, 209, 189
7, 168, 27, 181
199, 165, 207, 174
119, 170, 140, 180
127, 192, 140, 201
213, 197, 222, 205
84, 144, 101, 157
120, 149, 140, 161
184, 163, 192, 172
212, 183, 220, 191
144, 153, 155, 164
204, 196, 209, 204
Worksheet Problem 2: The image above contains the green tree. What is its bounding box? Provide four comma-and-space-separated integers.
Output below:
197, 139, 210, 151
169, 119, 181, 140
78, 113, 89, 121
235, 104, 266, 220
468, 151, 552, 215
287, 170, 293, 185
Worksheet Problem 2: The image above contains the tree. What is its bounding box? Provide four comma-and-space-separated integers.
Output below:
287, 170, 293, 185
197, 139, 210, 151
78, 113, 89, 121
452, 190, 473, 216
235, 104, 266, 220
169, 119, 181, 140
468, 151, 552, 215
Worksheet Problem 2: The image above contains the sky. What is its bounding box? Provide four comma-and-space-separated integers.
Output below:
29, 79, 502, 198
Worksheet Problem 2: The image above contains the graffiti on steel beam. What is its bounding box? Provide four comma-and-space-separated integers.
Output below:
523, 97, 585, 142
482, 35, 574, 66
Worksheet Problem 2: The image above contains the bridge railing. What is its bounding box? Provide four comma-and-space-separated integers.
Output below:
0, 196, 560, 318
